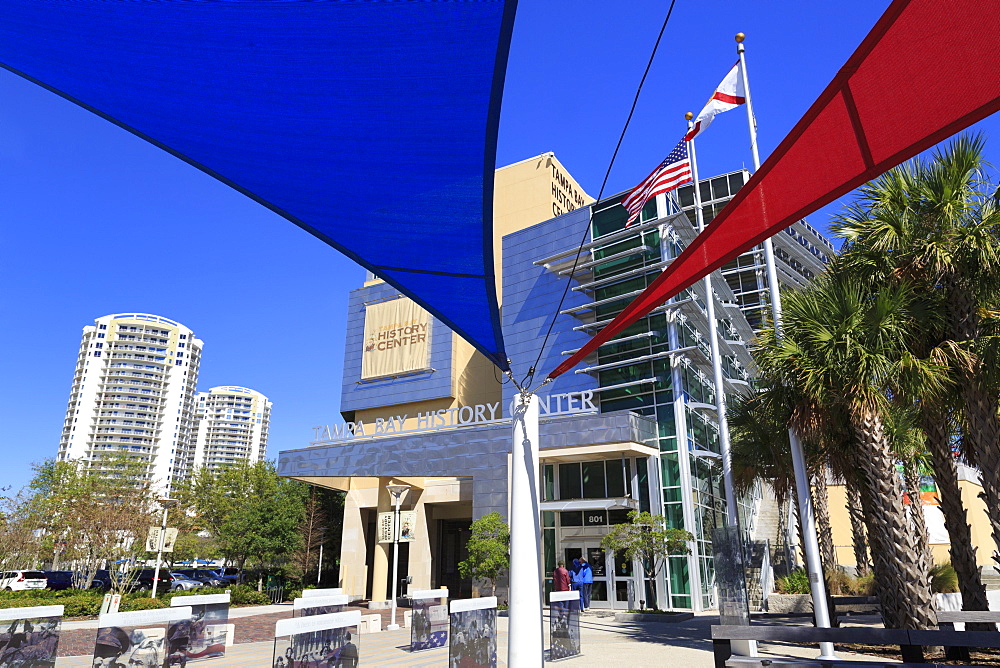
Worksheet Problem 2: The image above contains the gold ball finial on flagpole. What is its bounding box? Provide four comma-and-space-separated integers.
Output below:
735, 32, 745, 43
685, 112, 694, 120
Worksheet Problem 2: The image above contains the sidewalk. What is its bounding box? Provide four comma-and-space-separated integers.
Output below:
54, 610, 888, 667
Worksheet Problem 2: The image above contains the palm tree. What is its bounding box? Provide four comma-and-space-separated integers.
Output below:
835, 135, 998, 613
754, 273, 937, 629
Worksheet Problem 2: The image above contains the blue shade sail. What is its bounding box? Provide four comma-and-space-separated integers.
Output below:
0, 0, 515, 369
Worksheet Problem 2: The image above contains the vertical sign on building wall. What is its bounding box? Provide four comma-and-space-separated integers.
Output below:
361, 298, 432, 379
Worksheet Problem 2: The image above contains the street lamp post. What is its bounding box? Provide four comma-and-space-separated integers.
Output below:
385, 483, 410, 631
316, 527, 327, 585
150, 498, 177, 599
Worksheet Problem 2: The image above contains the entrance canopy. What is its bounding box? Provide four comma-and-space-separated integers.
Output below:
0, 0, 516, 368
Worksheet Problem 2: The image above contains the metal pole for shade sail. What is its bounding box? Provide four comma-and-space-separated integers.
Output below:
737, 33, 836, 660
508, 393, 543, 667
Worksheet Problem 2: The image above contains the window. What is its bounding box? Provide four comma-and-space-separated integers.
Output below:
180, 334, 187, 339
98, 333, 105, 338
94, 351, 101, 357
581, 461, 606, 498
178, 343, 185, 348
99, 324, 107, 330
558, 463, 582, 499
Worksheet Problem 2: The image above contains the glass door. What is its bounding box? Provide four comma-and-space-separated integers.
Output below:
563, 542, 612, 609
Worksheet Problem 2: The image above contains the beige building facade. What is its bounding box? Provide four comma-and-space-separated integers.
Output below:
291, 154, 592, 602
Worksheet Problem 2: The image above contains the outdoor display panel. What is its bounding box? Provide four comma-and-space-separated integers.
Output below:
548, 591, 581, 661
410, 588, 448, 652
301, 588, 344, 599
0, 604, 63, 667
448, 596, 497, 668
169, 592, 230, 662
273, 610, 360, 668
711, 526, 751, 627
293, 595, 348, 618
93, 606, 192, 668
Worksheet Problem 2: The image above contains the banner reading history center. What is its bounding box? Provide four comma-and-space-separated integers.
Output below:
361, 298, 431, 380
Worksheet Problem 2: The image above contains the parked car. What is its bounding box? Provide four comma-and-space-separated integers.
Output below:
43, 570, 73, 591
208, 567, 245, 585
175, 568, 226, 587
167, 572, 205, 592
0, 570, 47, 592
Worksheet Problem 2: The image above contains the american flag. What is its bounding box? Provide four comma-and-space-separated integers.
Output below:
622, 139, 692, 226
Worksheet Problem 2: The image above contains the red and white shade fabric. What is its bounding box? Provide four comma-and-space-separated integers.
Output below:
684, 62, 746, 141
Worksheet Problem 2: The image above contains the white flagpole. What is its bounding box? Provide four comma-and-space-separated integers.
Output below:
736, 32, 836, 659
685, 114, 738, 529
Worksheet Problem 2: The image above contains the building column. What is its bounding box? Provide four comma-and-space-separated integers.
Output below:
409, 490, 433, 591
370, 478, 393, 603
339, 490, 368, 598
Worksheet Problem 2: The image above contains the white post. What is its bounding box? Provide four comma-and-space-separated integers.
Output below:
386, 484, 409, 631
317, 542, 324, 585
150, 504, 169, 600
737, 33, 835, 659
508, 393, 543, 667
686, 118, 738, 528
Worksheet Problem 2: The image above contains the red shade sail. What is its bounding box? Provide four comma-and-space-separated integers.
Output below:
550, 0, 1000, 379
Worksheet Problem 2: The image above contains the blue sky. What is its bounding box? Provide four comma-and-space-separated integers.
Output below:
2, 0, 998, 492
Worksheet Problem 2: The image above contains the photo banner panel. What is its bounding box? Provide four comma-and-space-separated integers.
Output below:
0, 604, 63, 668
293, 595, 348, 618
273, 610, 360, 668
169, 593, 230, 662
94, 606, 191, 668
410, 590, 448, 652
361, 298, 431, 380
448, 597, 497, 668
548, 592, 581, 661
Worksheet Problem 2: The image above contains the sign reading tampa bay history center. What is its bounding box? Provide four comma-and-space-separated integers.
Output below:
312, 391, 597, 444
361, 297, 431, 380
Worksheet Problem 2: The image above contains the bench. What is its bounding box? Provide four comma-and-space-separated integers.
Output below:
712, 623, 1000, 667
935, 609, 1000, 661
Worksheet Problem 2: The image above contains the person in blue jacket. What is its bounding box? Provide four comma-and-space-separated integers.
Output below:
577, 557, 594, 611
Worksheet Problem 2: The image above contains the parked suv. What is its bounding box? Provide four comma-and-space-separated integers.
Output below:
126, 568, 173, 593
0, 570, 47, 592
88, 569, 114, 591
43, 570, 73, 591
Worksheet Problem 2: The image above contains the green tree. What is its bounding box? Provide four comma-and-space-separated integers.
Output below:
457, 512, 509, 597
834, 135, 998, 615
27, 455, 157, 591
176, 460, 306, 575
753, 273, 938, 629
599, 511, 691, 610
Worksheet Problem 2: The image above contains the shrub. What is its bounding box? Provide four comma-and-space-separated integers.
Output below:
825, 569, 852, 595
851, 572, 874, 596
930, 562, 959, 593
229, 585, 270, 606
776, 569, 810, 594
119, 597, 169, 612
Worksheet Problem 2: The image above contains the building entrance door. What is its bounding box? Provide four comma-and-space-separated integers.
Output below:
562, 542, 631, 610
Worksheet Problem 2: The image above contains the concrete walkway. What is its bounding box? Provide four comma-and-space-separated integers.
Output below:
55, 611, 890, 667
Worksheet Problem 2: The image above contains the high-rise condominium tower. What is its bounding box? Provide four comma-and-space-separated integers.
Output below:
57, 313, 203, 493
190, 386, 272, 473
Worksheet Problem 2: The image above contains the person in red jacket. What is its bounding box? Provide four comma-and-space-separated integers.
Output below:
553, 560, 571, 592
